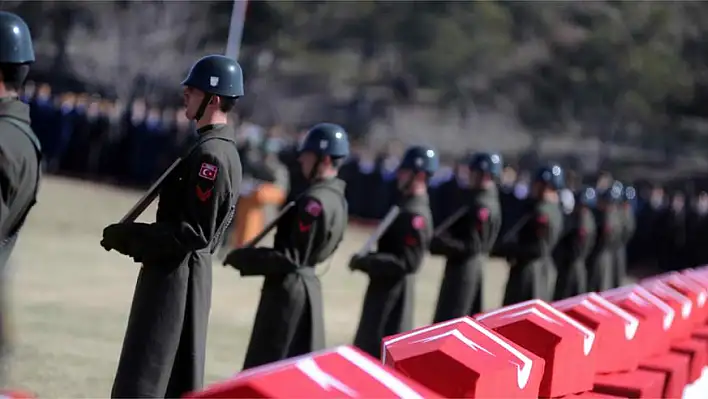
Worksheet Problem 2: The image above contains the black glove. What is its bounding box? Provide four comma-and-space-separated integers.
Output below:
223, 248, 248, 268
224, 247, 297, 276
349, 254, 367, 272
101, 223, 149, 257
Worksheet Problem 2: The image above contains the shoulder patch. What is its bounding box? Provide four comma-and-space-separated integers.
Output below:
478, 208, 490, 221
304, 199, 323, 217
199, 162, 218, 181
412, 215, 425, 230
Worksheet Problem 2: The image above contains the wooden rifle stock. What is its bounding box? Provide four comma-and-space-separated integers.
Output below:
355, 206, 401, 257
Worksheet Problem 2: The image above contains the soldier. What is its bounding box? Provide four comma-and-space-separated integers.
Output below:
586, 184, 623, 292
224, 123, 349, 369
553, 187, 597, 300
0, 11, 41, 382
613, 184, 636, 287
502, 164, 564, 305
431, 152, 502, 322
101, 55, 244, 398
351, 145, 436, 358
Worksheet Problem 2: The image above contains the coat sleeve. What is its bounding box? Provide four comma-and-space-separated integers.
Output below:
515, 210, 552, 259
359, 212, 429, 276
135, 150, 233, 259
0, 156, 12, 236
285, 196, 325, 265
431, 207, 496, 258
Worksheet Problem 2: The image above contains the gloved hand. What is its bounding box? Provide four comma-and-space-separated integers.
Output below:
348, 254, 367, 272
101, 223, 148, 256
223, 247, 255, 269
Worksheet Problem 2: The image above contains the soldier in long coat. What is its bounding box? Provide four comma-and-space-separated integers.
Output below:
553, 187, 597, 299
225, 123, 350, 369
102, 55, 244, 398
502, 164, 564, 305
431, 152, 502, 321
350, 145, 437, 358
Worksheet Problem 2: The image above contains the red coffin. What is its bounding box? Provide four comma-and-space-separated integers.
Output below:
601, 285, 675, 357
183, 346, 440, 398
681, 269, 708, 324
554, 292, 641, 373
641, 280, 694, 339
659, 272, 708, 325
476, 299, 597, 398
382, 316, 544, 398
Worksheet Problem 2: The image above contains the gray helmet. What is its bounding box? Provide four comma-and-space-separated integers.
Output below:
182, 55, 243, 98
0, 12, 34, 64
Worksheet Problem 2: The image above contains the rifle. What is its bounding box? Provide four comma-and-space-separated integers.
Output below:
119, 159, 182, 223
118, 136, 236, 223
241, 201, 296, 248
432, 206, 470, 237
354, 206, 401, 257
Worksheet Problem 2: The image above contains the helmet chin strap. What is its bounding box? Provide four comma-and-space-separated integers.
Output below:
193, 93, 213, 122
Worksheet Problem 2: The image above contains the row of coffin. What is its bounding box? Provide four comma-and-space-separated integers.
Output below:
184, 268, 708, 398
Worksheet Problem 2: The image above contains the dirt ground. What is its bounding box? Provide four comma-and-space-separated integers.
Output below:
5, 176, 511, 397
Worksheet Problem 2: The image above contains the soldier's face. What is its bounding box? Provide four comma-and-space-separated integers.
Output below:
531, 182, 543, 198
396, 170, 414, 190
183, 87, 204, 120
469, 170, 483, 188
299, 152, 317, 177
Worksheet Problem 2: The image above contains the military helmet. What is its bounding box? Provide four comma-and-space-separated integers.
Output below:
298, 123, 349, 159
600, 182, 623, 203
576, 186, 597, 207
0, 12, 34, 64
533, 164, 564, 190
182, 55, 243, 98
469, 152, 502, 178
398, 145, 439, 175
624, 185, 637, 202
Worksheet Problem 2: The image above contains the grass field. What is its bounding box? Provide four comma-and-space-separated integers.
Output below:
6, 176, 511, 397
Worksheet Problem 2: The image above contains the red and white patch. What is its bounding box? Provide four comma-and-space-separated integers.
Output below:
304, 200, 323, 217
412, 215, 425, 230
198, 162, 218, 181
478, 208, 490, 221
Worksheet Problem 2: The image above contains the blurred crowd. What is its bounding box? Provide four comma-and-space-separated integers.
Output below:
20, 82, 708, 275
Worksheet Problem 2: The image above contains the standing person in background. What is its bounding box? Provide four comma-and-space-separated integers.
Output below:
351, 145, 436, 358
502, 164, 564, 305
29, 83, 54, 157
431, 152, 502, 322
0, 11, 42, 384
101, 55, 243, 398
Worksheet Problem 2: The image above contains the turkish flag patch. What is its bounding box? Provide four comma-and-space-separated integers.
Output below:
304, 200, 323, 217
199, 162, 218, 181
478, 208, 490, 221
412, 215, 425, 230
